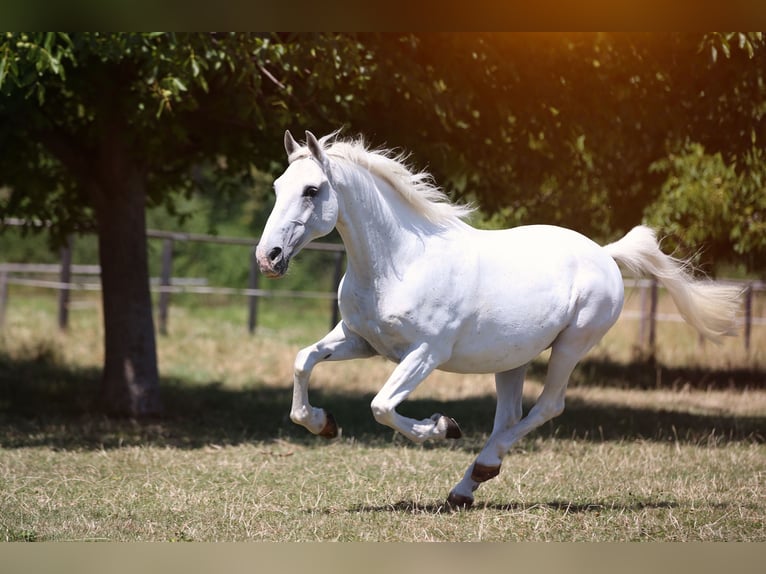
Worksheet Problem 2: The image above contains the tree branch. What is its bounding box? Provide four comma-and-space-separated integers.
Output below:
257, 63, 286, 91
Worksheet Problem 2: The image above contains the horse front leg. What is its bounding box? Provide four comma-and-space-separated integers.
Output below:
291, 321, 376, 437
369, 343, 462, 443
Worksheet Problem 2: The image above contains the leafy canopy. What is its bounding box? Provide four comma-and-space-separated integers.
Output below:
0, 32, 370, 241
2, 32, 765, 272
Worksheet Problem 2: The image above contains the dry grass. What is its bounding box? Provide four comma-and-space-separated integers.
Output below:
1, 438, 763, 541
0, 288, 764, 541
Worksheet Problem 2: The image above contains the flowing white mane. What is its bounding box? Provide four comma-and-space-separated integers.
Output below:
292, 133, 475, 227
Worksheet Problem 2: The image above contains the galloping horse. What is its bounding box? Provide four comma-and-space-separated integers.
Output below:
255, 130, 741, 508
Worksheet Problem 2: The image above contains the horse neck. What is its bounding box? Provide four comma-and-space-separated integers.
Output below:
334, 168, 435, 281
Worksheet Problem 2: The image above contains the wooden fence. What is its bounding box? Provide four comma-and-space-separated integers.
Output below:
0, 226, 763, 352
0, 228, 345, 335
145, 229, 345, 335
621, 277, 764, 354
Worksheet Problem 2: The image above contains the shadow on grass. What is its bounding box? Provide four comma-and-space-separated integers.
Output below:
535, 356, 766, 391
0, 348, 763, 451
348, 498, 680, 515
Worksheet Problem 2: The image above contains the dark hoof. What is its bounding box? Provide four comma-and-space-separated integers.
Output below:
471, 462, 501, 483
440, 415, 462, 439
445, 492, 474, 510
318, 412, 338, 438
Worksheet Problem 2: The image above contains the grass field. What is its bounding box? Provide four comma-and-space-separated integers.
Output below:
0, 287, 764, 541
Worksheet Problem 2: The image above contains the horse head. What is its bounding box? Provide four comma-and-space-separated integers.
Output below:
255, 131, 340, 278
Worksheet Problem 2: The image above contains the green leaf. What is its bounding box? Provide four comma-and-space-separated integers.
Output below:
0, 52, 8, 87
197, 73, 208, 93
47, 53, 61, 75
720, 38, 730, 59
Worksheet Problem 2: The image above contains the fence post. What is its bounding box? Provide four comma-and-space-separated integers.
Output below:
648, 278, 658, 357
638, 278, 658, 358
0, 270, 8, 327
329, 251, 344, 331
744, 283, 753, 352
58, 235, 73, 331
638, 280, 649, 352
158, 238, 173, 336
247, 252, 260, 334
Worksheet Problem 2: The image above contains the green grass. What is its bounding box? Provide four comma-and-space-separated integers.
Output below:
0, 288, 764, 541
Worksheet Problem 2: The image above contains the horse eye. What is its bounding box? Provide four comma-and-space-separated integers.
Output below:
303, 186, 319, 198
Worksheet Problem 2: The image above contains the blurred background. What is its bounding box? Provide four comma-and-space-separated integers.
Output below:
1, 33, 764, 416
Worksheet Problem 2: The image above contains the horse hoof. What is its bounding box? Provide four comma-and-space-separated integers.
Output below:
471, 462, 501, 483
437, 415, 463, 438
318, 412, 338, 438
445, 492, 474, 510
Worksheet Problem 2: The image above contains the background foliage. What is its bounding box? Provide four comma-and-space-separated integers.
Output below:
351, 33, 766, 271
2, 32, 765, 273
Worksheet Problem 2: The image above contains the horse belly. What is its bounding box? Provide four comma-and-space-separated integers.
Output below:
439, 306, 568, 374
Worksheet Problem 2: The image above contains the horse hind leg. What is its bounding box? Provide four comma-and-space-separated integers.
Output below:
447, 327, 605, 509
491, 365, 527, 434
446, 365, 526, 508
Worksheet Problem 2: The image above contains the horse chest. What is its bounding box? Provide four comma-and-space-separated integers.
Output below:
338, 277, 445, 363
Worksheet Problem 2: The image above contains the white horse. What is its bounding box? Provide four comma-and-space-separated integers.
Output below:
255, 130, 741, 508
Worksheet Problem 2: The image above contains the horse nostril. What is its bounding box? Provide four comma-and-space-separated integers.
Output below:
268, 247, 283, 262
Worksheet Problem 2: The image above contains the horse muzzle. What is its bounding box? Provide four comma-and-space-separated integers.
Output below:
255, 245, 289, 278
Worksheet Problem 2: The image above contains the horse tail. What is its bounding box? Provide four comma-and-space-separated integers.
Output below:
603, 225, 742, 343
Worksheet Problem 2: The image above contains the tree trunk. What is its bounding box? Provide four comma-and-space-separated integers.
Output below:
91, 159, 162, 418
38, 79, 163, 418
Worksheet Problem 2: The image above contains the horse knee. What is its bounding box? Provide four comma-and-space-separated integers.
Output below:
293, 347, 314, 378
370, 397, 394, 426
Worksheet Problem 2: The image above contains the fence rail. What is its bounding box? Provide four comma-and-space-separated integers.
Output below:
1, 223, 764, 352
0, 226, 346, 334
141, 228, 345, 335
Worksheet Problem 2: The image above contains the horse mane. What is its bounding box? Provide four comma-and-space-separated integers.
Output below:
293, 132, 475, 227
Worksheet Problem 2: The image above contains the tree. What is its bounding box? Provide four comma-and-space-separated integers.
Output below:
351, 33, 766, 267
646, 143, 766, 273
0, 32, 368, 416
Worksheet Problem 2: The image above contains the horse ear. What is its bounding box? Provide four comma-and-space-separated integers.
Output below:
306, 130, 330, 172
284, 130, 300, 161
